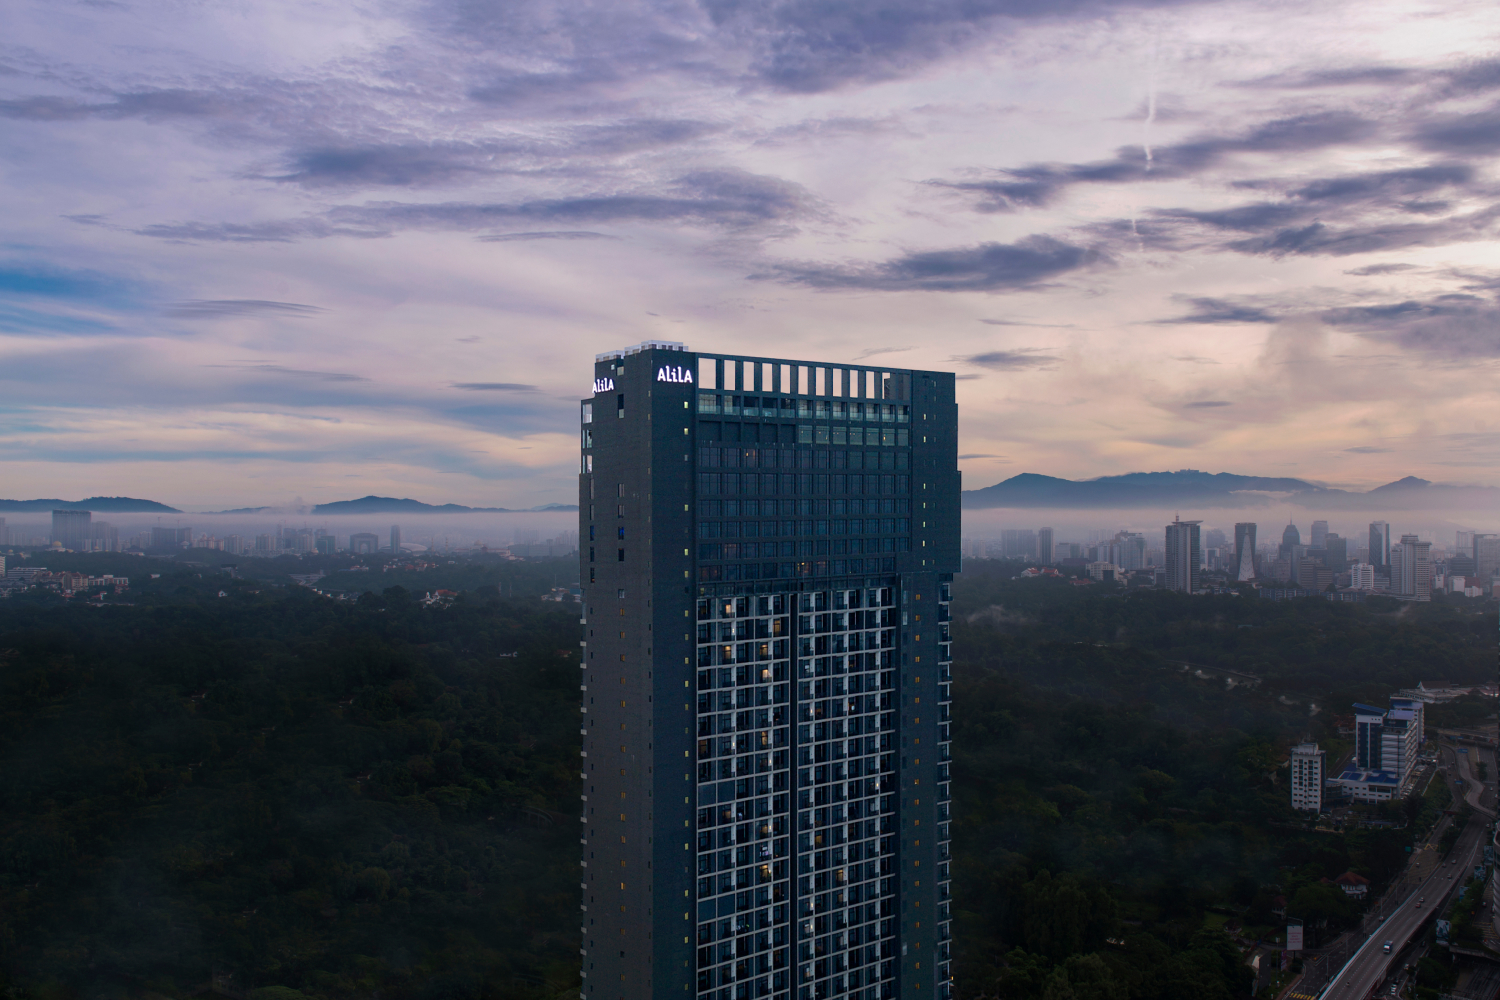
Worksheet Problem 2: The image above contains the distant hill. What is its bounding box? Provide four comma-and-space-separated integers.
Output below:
310, 496, 577, 515
1288, 477, 1500, 512
0, 496, 181, 513
1091, 470, 1318, 493
962, 471, 1498, 511
962, 471, 1303, 509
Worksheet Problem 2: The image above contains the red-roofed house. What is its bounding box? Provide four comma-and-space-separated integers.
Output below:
1334, 872, 1370, 900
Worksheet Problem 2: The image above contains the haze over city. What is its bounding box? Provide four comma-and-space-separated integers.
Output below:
4, 0, 1500, 509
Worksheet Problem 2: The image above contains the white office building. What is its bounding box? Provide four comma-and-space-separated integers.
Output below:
1348, 563, 1376, 591
1380, 709, 1418, 787
1394, 534, 1431, 601
1290, 743, 1325, 812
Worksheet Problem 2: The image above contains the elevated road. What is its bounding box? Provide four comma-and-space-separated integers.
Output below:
1319, 745, 1495, 999
1450, 745, 1495, 818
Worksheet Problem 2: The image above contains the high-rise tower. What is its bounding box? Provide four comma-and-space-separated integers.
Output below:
1232, 522, 1257, 582
1368, 521, 1391, 572
578, 343, 960, 1000
1163, 517, 1201, 592
51, 509, 91, 550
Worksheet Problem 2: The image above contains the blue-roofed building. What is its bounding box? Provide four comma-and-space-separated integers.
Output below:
1351, 698, 1423, 792
1337, 768, 1401, 802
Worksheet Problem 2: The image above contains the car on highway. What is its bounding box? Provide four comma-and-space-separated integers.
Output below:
1383, 940, 1393, 953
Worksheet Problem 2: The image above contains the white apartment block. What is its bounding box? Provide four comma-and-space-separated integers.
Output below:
1291, 743, 1325, 812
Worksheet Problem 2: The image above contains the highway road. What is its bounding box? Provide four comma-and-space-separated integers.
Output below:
1451, 744, 1495, 818
1318, 744, 1495, 999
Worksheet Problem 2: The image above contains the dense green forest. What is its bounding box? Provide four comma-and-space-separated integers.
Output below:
0, 554, 1493, 999
0, 564, 585, 999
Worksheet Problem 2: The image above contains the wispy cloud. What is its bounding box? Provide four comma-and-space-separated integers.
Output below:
207, 364, 369, 382
759, 236, 1103, 292
954, 349, 1062, 370
449, 382, 538, 391
166, 300, 323, 318
851, 346, 914, 360
477, 231, 619, 242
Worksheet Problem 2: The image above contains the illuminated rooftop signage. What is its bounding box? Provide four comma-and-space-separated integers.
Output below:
656, 365, 694, 384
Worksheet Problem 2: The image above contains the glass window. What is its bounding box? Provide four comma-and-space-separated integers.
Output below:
815, 426, 829, 445
831, 426, 846, 445
698, 392, 718, 414
850, 518, 863, 534
763, 521, 777, 537
832, 520, 846, 535
880, 428, 893, 446
743, 521, 759, 538
798, 426, 813, 444
723, 521, 740, 538
897, 429, 909, 447
815, 400, 829, 419
582, 402, 593, 423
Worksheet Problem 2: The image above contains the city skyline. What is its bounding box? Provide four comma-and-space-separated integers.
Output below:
4, 0, 1500, 507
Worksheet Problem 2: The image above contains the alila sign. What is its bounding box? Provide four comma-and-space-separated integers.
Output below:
593, 366, 692, 393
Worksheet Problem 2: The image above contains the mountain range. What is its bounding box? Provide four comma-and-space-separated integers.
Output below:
0, 496, 182, 513
308, 496, 576, 515
1, 475, 1490, 516
962, 471, 1500, 511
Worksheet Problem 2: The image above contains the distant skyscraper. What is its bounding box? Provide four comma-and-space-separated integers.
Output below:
1325, 534, 1347, 572
1368, 521, 1391, 572
1394, 534, 1431, 601
1164, 518, 1201, 593
1349, 563, 1375, 590
1310, 520, 1328, 548
1001, 528, 1037, 559
1233, 523, 1257, 581
391, 524, 402, 552
1474, 534, 1500, 582
1279, 522, 1301, 561
1037, 527, 1054, 565
51, 509, 91, 549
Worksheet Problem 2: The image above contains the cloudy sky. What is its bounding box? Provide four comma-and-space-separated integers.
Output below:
3, 0, 1498, 509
